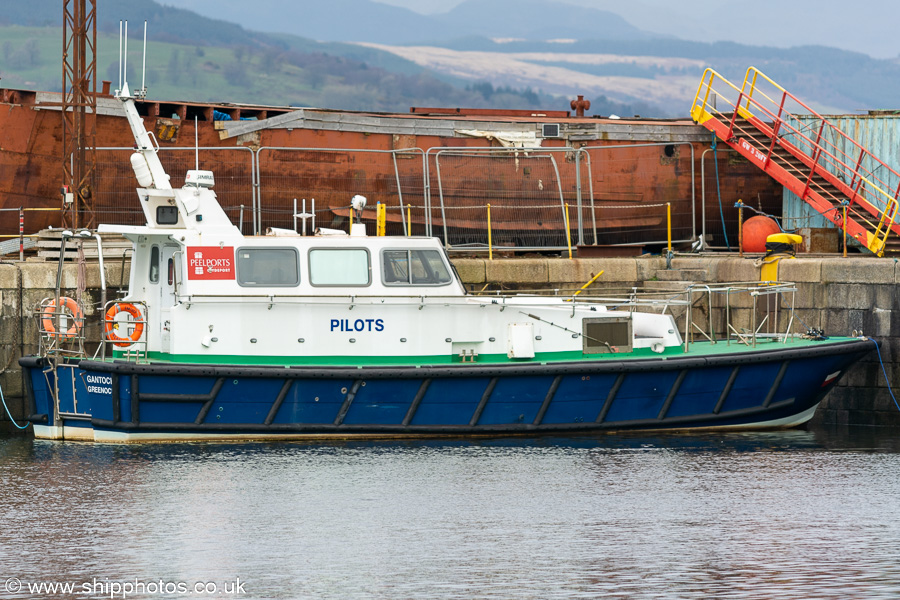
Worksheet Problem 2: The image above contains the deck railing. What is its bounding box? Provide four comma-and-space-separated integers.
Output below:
691, 67, 900, 255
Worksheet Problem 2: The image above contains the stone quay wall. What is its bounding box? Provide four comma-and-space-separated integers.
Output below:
453, 254, 900, 429
0, 261, 128, 429
1, 255, 897, 430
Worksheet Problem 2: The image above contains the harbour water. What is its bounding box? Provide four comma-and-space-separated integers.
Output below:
2, 427, 900, 599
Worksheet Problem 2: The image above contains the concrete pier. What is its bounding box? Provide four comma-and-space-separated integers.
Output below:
1, 254, 898, 431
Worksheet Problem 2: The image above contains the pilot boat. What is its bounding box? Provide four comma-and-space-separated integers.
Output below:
18, 82, 874, 442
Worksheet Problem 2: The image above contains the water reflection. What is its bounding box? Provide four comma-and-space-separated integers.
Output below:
1, 427, 899, 599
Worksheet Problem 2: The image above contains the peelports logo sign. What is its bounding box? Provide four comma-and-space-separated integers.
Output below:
187, 246, 235, 280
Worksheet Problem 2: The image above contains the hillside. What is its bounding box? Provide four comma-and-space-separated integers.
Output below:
166, 0, 900, 114
372, 37, 900, 114
6, 0, 899, 117
0, 24, 654, 116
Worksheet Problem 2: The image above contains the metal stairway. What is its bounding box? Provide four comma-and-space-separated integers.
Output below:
691, 67, 900, 256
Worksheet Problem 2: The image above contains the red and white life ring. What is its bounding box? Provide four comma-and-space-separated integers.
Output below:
104, 303, 145, 347
41, 297, 84, 340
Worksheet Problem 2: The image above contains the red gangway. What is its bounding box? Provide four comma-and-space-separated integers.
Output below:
690, 67, 900, 255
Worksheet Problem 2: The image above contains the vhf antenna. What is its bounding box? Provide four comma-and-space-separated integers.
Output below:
195, 116, 200, 171
117, 21, 122, 95
119, 20, 128, 95
138, 21, 147, 99
116, 20, 148, 98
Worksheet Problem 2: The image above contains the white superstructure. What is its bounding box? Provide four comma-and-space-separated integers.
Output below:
103, 79, 682, 364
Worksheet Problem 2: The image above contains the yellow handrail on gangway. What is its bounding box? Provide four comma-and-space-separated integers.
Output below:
690, 66, 900, 256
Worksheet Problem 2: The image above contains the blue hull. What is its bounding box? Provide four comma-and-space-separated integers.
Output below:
21, 339, 873, 441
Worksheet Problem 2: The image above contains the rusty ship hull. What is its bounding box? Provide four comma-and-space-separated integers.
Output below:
0, 87, 781, 248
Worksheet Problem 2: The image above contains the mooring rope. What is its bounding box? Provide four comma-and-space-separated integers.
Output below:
869, 337, 900, 413
712, 131, 731, 250
0, 381, 29, 430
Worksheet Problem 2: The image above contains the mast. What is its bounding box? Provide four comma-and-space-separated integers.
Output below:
62, 0, 98, 228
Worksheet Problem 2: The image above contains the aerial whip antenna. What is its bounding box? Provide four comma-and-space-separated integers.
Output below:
123, 20, 128, 91
139, 21, 147, 98
195, 116, 199, 171
117, 21, 122, 93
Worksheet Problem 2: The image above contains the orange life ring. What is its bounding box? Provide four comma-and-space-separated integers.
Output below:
104, 303, 145, 347
41, 297, 84, 340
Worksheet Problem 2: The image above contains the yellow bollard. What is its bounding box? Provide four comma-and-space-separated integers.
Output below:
407, 205, 411, 237
376, 202, 386, 236
666, 202, 672, 255
487, 203, 493, 261
842, 203, 848, 258
564, 203, 573, 259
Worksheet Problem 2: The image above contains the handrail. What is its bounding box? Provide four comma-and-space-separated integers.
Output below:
176, 281, 794, 305
691, 67, 900, 253
743, 69, 900, 205
742, 67, 900, 191
740, 70, 897, 204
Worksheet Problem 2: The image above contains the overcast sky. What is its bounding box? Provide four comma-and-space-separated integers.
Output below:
373, 0, 900, 58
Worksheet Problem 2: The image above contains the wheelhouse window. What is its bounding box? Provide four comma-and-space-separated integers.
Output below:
309, 249, 370, 286
382, 249, 452, 286
156, 205, 179, 225
236, 248, 300, 287
149, 245, 160, 284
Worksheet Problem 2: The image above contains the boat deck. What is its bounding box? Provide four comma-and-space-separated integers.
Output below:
105, 335, 867, 368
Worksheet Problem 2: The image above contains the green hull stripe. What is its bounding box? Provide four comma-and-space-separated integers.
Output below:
111, 337, 854, 367
121, 349, 627, 366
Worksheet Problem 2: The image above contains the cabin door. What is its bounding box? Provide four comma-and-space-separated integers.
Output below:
159, 244, 182, 353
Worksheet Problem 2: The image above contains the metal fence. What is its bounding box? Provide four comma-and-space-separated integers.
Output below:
74, 142, 711, 251
96, 147, 256, 229
578, 142, 697, 248
430, 148, 569, 250
256, 147, 426, 237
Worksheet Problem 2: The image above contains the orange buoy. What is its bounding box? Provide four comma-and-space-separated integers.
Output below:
741, 216, 781, 253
